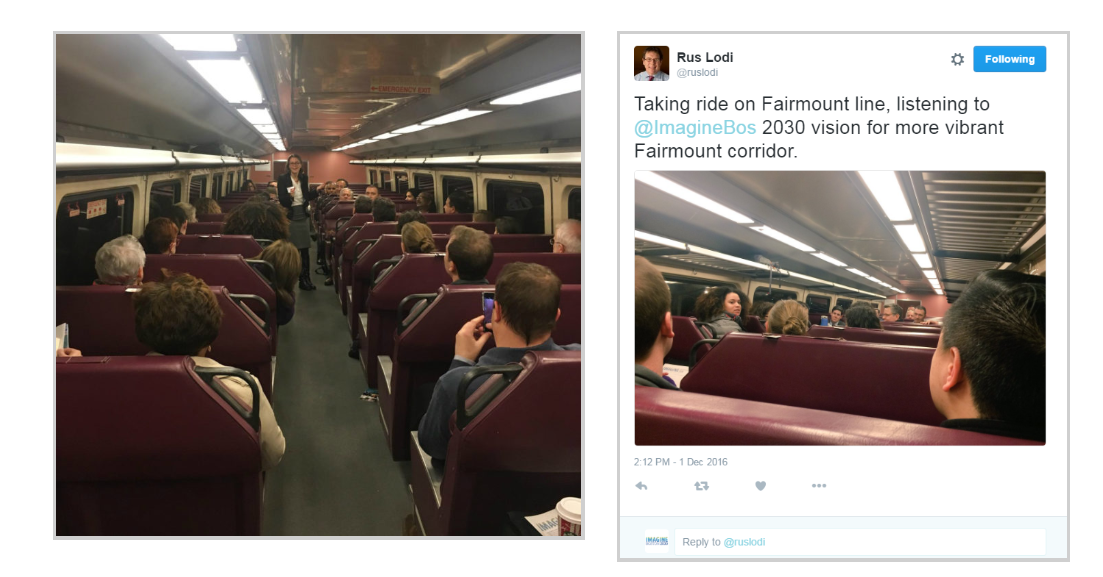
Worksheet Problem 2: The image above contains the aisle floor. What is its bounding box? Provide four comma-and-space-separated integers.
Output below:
261, 251, 413, 535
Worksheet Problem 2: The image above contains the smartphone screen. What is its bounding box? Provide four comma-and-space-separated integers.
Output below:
482, 291, 495, 326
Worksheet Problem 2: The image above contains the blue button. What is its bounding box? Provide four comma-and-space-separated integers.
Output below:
973, 46, 1046, 72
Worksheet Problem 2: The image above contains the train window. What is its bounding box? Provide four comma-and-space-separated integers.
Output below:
752, 286, 799, 306
228, 172, 235, 193
56, 187, 134, 286
442, 175, 473, 198
212, 174, 223, 198
567, 186, 581, 221
413, 173, 434, 195
394, 171, 409, 194
366, 170, 374, 186
666, 279, 714, 317
805, 294, 831, 315
381, 171, 392, 192
486, 180, 545, 234
189, 175, 206, 203
835, 298, 853, 311
149, 180, 180, 221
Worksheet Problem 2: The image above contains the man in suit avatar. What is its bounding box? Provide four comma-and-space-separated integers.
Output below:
634, 47, 669, 81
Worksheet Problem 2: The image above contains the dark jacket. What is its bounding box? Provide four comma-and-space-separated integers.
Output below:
941, 419, 1045, 442
418, 338, 581, 461
277, 172, 317, 211
452, 278, 489, 285
635, 364, 680, 390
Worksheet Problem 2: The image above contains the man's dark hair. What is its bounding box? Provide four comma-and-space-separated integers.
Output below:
472, 210, 494, 223
884, 303, 904, 319
354, 195, 373, 214
133, 273, 223, 355
495, 262, 561, 344
396, 210, 428, 234
914, 305, 927, 315
447, 191, 474, 214
222, 201, 290, 241
447, 225, 493, 281
942, 270, 1045, 425
372, 197, 396, 222
846, 304, 882, 329
167, 205, 188, 231
494, 216, 522, 234
643, 46, 664, 60
336, 178, 348, 188
635, 256, 670, 361
831, 305, 844, 314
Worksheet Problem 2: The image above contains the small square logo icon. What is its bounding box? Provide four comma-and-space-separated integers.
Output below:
644, 529, 670, 553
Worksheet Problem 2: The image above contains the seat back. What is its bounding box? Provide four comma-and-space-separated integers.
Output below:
394, 200, 417, 213
882, 322, 942, 333
635, 387, 1042, 446
56, 355, 263, 535
175, 235, 263, 260
743, 315, 765, 334
56, 285, 274, 399
807, 325, 940, 347
430, 351, 581, 535
323, 201, 355, 232
423, 213, 473, 222
666, 316, 707, 365
187, 222, 225, 235
487, 253, 581, 284
428, 221, 494, 235
196, 213, 226, 222
488, 234, 554, 253
680, 333, 944, 426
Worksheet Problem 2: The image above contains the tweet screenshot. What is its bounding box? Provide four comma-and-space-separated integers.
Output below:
618, 33, 1066, 559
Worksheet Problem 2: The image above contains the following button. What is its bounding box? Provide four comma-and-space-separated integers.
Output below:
973, 46, 1046, 72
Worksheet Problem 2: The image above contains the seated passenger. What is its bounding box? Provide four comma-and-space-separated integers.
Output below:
132, 273, 286, 470
552, 219, 582, 254
827, 305, 846, 327
416, 191, 437, 213
444, 225, 493, 285
321, 181, 334, 196
748, 300, 773, 320
364, 185, 380, 203
140, 217, 179, 255
167, 205, 189, 235
222, 201, 290, 241
929, 270, 1045, 441
396, 210, 428, 234
905, 307, 917, 321
405, 190, 415, 201
94, 235, 145, 286
335, 178, 349, 193
913, 305, 927, 324
354, 195, 372, 215
372, 197, 396, 223
472, 210, 494, 223
254, 240, 300, 326
845, 304, 882, 329
882, 303, 903, 322
339, 188, 353, 202
417, 263, 581, 460
765, 299, 810, 335
175, 202, 198, 225
401, 222, 435, 254
693, 286, 744, 337
494, 216, 522, 235
444, 191, 473, 214
193, 197, 221, 216
242, 179, 257, 193
634, 256, 679, 389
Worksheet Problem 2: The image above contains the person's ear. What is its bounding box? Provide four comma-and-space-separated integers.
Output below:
493, 301, 503, 324
555, 308, 561, 323
940, 346, 965, 392
660, 312, 675, 338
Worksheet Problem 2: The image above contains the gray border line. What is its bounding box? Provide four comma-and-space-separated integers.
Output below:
53, 31, 584, 540
616, 30, 1069, 561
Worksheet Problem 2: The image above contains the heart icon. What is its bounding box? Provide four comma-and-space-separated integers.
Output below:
755, 481, 766, 491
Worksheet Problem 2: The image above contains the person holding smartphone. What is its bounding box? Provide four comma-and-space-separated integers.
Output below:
277, 154, 318, 291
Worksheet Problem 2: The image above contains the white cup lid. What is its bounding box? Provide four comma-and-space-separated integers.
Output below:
557, 497, 582, 521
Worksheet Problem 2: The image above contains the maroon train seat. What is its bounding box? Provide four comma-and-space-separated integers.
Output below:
666, 316, 707, 365
423, 213, 473, 222
428, 221, 494, 235
186, 222, 225, 235
323, 201, 355, 234
175, 235, 263, 260
57, 355, 264, 535
635, 387, 1041, 446
343, 232, 444, 323
57, 285, 275, 400
143, 254, 278, 350
743, 315, 765, 334
410, 351, 581, 535
807, 325, 940, 347
487, 234, 553, 253
679, 333, 943, 426
196, 213, 226, 222
883, 321, 942, 333
809, 311, 826, 326
394, 200, 417, 213
381, 285, 582, 460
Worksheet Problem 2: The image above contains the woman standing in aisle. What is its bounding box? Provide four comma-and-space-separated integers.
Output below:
277, 154, 318, 291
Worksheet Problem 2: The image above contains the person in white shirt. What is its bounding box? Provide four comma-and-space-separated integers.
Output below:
277, 154, 317, 291
133, 272, 286, 471
634, 47, 670, 81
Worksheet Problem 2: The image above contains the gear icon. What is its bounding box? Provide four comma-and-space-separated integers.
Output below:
951, 53, 965, 66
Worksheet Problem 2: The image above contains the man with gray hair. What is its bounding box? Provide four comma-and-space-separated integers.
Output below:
552, 219, 581, 254
94, 235, 146, 286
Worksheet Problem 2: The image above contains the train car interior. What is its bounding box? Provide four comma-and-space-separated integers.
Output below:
55, 33, 582, 536
635, 170, 1046, 446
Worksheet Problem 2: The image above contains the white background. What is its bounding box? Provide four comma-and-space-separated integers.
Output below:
9, 1, 1103, 575
619, 33, 1067, 519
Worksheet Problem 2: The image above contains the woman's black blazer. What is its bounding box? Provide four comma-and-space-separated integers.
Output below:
277, 172, 318, 210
